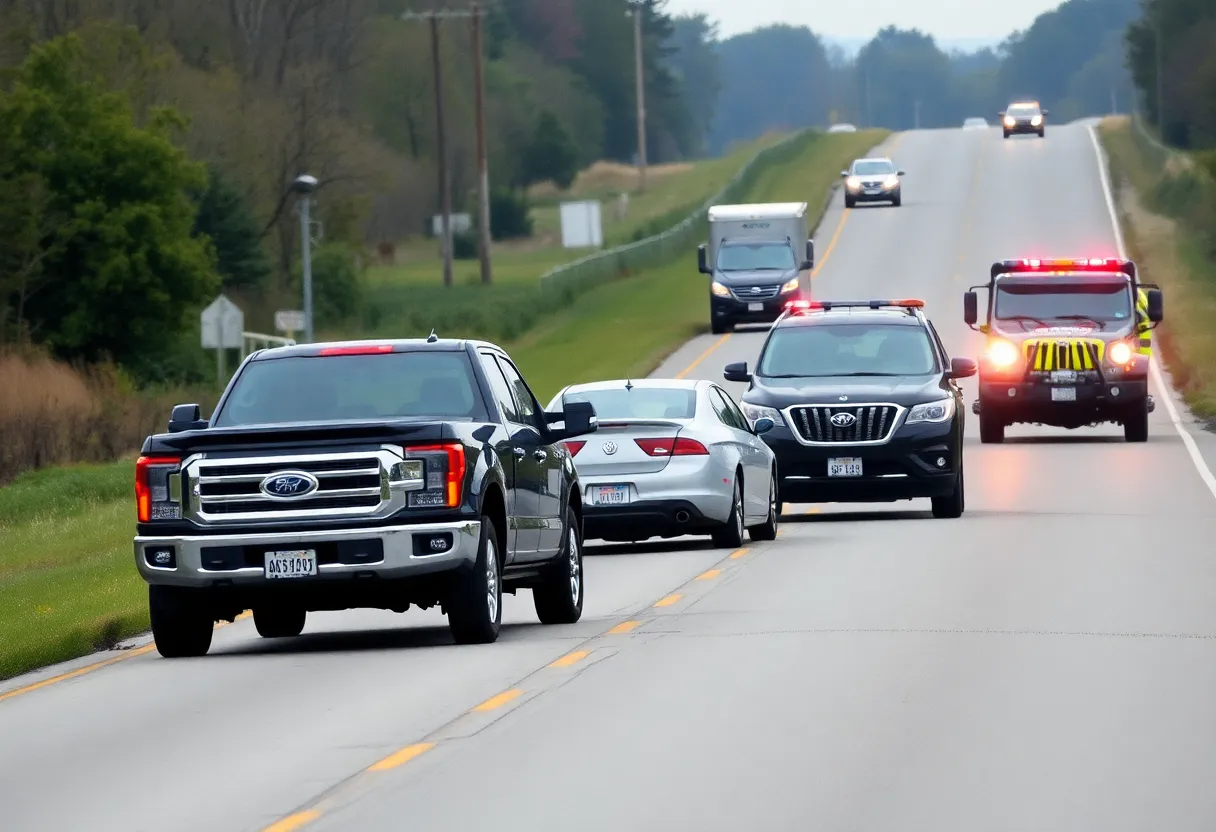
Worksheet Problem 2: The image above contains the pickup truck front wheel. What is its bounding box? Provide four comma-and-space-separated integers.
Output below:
149, 585, 214, 658
447, 516, 502, 644
533, 506, 584, 625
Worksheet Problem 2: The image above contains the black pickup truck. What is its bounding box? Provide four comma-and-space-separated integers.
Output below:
133, 337, 598, 657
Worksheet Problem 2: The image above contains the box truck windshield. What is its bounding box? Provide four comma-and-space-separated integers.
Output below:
717, 241, 795, 272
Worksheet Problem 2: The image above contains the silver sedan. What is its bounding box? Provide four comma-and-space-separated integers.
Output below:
545, 378, 778, 547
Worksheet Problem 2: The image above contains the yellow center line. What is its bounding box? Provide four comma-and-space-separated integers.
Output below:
696, 568, 722, 581
473, 689, 523, 712
674, 333, 731, 380
729, 548, 748, 559
654, 594, 682, 607
262, 810, 321, 832
605, 620, 640, 635
808, 208, 851, 280
549, 650, 589, 668
0, 610, 252, 705
367, 742, 435, 772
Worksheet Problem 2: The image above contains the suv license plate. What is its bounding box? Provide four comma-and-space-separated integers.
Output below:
1051, 387, 1077, 402
593, 485, 630, 505
265, 550, 317, 579
748, 302, 764, 312
828, 458, 863, 477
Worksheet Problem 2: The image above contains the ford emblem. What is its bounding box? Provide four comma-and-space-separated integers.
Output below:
602, 441, 618, 455
260, 470, 320, 499
830, 412, 857, 428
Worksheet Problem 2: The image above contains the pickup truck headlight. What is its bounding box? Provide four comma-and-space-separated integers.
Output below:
1108, 340, 1132, 366
905, 398, 955, 424
135, 456, 183, 521
404, 444, 466, 508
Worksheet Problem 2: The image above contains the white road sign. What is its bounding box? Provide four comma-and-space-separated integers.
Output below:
275, 310, 306, 333
200, 295, 244, 349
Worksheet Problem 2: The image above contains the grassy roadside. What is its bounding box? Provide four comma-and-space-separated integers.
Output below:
0, 127, 885, 682
1098, 117, 1216, 420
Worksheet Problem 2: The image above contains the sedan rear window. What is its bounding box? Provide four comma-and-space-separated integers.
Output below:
560, 387, 696, 420
214, 351, 487, 426
758, 323, 937, 377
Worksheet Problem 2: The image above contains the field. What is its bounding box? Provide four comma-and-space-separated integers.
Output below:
0, 127, 886, 681
1099, 117, 1216, 420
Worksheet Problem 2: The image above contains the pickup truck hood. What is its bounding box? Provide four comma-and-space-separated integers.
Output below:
142, 419, 458, 455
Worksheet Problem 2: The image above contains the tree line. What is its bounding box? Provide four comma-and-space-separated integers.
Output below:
1126, 0, 1216, 149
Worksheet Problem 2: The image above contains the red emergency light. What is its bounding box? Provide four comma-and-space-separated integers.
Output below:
992, 257, 1135, 279
784, 298, 924, 312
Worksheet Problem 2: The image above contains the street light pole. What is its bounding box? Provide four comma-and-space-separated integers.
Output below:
291, 174, 318, 343
629, 3, 648, 192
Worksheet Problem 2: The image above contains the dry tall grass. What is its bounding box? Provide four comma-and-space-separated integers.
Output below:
0, 349, 209, 484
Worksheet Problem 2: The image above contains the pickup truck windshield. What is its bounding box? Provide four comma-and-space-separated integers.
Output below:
758, 323, 937, 377
994, 279, 1131, 324
717, 242, 795, 271
214, 351, 487, 426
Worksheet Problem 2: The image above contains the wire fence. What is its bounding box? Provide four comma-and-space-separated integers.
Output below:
537, 128, 821, 295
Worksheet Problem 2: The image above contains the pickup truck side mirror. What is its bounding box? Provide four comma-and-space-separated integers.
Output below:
1146, 288, 1163, 322
724, 361, 751, 383
168, 403, 208, 433
1041, 109, 1049, 116
963, 291, 978, 326
548, 400, 597, 441
697, 244, 710, 274
805, 239, 814, 268
997, 111, 1005, 117
949, 357, 978, 379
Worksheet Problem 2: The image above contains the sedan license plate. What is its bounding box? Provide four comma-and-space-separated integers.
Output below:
265, 549, 317, 579
864, 188, 881, 195
748, 302, 764, 312
1051, 387, 1077, 402
593, 485, 630, 505
828, 457, 863, 477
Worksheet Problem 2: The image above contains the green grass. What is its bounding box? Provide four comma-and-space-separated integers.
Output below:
0, 460, 143, 680
0, 128, 886, 681
1099, 118, 1216, 420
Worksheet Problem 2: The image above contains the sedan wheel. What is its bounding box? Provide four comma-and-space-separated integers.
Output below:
712, 480, 746, 548
748, 472, 779, 541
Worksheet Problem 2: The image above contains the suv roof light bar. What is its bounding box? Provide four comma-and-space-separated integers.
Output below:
991, 257, 1135, 281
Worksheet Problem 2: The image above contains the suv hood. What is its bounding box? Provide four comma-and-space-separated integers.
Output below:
742, 374, 947, 408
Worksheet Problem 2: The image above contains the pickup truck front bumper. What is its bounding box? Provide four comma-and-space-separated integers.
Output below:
135, 520, 481, 588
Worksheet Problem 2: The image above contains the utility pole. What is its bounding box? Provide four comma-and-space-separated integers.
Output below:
403, 5, 495, 285
470, 2, 492, 284
913, 99, 921, 130
290, 174, 318, 342
629, 2, 648, 191
1154, 17, 1164, 138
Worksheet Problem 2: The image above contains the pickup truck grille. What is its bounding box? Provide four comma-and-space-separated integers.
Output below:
786, 404, 903, 444
183, 449, 404, 525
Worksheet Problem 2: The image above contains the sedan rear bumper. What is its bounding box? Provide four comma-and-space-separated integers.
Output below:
584, 499, 718, 542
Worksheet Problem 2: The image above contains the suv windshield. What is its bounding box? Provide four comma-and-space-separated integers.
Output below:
994, 279, 1131, 325
214, 351, 487, 426
758, 323, 937, 377
852, 160, 894, 176
559, 387, 695, 419
717, 242, 795, 271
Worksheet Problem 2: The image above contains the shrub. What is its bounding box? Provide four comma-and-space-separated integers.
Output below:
490, 188, 533, 240
452, 230, 478, 260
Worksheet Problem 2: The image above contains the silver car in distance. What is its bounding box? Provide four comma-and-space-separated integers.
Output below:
546, 379, 778, 547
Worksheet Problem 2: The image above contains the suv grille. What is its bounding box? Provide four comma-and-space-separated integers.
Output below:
729, 284, 781, 301
184, 449, 404, 525
788, 405, 902, 444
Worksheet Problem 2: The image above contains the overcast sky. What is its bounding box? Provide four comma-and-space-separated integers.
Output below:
663, 0, 1063, 43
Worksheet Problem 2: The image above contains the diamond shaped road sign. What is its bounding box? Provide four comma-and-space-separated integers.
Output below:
200, 295, 244, 349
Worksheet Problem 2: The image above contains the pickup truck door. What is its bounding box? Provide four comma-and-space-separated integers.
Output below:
477, 351, 537, 558
495, 356, 564, 560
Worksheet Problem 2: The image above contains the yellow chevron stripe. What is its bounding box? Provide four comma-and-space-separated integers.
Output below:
1022, 338, 1105, 370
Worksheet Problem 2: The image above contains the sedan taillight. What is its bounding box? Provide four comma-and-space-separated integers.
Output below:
634, 437, 709, 456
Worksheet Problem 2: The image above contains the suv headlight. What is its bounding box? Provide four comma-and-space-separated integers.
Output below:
780, 277, 800, 294
741, 403, 783, 427
711, 281, 731, 298
906, 398, 955, 424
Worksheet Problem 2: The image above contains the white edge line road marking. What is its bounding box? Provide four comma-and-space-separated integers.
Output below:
1087, 122, 1216, 502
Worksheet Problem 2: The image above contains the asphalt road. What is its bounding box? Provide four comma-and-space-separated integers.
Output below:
6, 121, 1216, 831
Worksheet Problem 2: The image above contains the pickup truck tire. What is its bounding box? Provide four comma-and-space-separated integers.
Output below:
149, 585, 214, 658
533, 506, 584, 625
447, 516, 502, 644
711, 479, 746, 548
253, 606, 306, 638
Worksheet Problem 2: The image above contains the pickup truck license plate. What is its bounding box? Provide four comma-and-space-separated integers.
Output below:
828, 457, 863, 477
593, 485, 629, 505
1050, 370, 1077, 384
1051, 387, 1077, 402
748, 302, 764, 312
265, 549, 317, 579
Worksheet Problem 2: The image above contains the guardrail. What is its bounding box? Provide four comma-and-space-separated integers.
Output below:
538, 129, 821, 295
